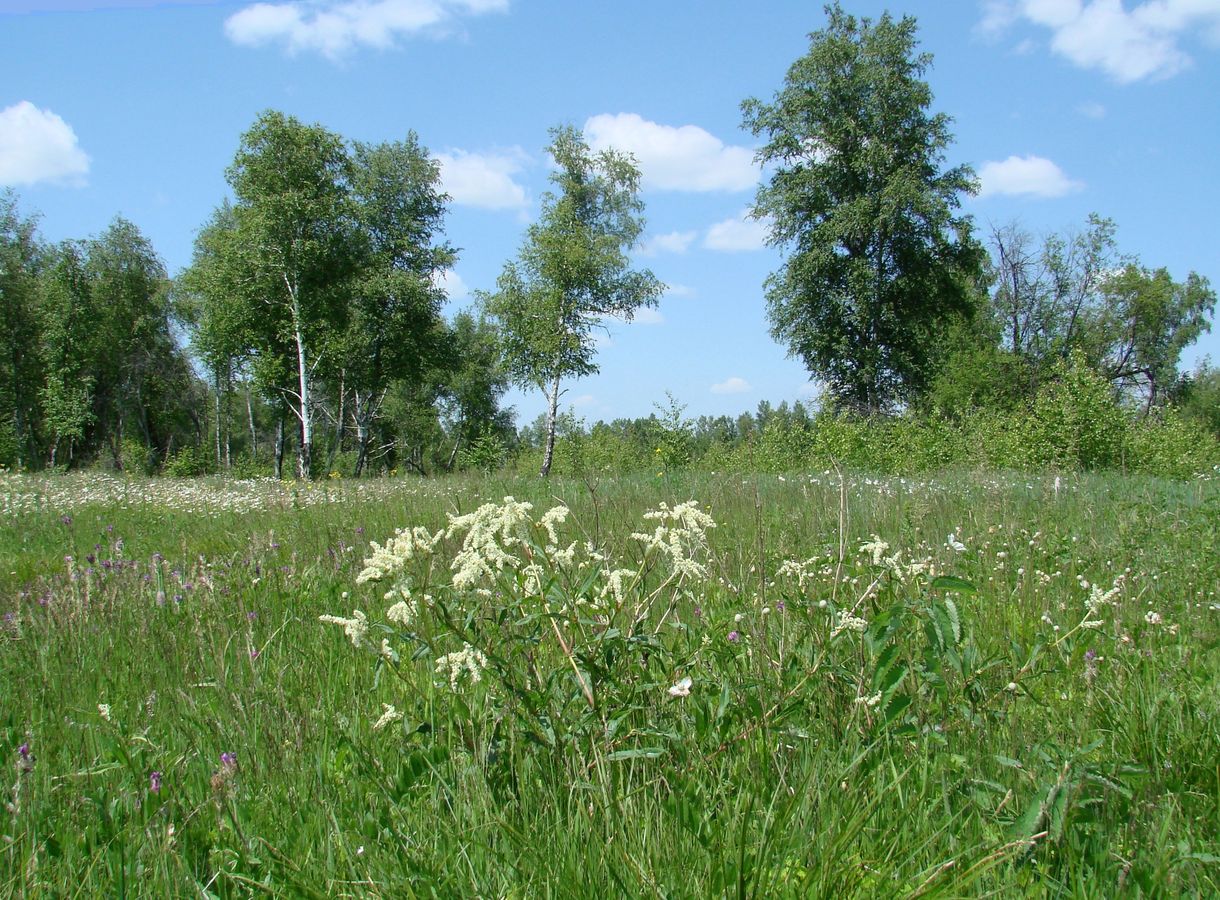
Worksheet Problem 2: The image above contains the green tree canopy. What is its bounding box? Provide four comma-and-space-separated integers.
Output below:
482, 124, 663, 476
743, 3, 984, 414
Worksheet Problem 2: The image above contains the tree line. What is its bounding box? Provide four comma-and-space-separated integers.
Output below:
1, 3, 1215, 479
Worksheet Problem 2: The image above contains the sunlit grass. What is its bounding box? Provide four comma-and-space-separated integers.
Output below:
2, 469, 1217, 895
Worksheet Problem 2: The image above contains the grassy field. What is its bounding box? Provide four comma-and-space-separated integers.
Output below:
2, 468, 1217, 897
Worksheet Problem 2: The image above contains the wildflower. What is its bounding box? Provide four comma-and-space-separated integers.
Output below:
1144, 610, 1163, 625
860, 536, 890, 566
1005, 682, 1018, 693
434, 643, 489, 691
149, 770, 162, 794
538, 504, 570, 546
372, 704, 403, 731
319, 610, 370, 649
668, 676, 693, 698
17, 742, 30, 759
727, 630, 740, 643
98, 704, 111, 722
854, 691, 882, 708
946, 533, 967, 552
220, 752, 237, 772
831, 610, 868, 638
386, 598, 416, 627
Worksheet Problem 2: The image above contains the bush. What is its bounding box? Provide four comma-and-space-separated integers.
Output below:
161, 445, 211, 477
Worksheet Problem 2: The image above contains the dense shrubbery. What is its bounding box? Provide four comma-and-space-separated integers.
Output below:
514, 359, 1219, 480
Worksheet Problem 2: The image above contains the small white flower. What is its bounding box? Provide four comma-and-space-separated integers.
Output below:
98, 703, 112, 722
668, 676, 692, 698
1144, 610, 1163, 625
372, 704, 403, 731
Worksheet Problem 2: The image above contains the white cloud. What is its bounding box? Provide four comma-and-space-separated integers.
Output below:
435, 149, 528, 210
704, 210, 769, 252
977, 155, 1084, 198
224, 0, 507, 59
433, 268, 467, 300
664, 282, 695, 299
631, 307, 665, 325
711, 376, 752, 395
569, 393, 596, 408
583, 113, 757, 192
1077, 101, 1107, 118
981, 0, 1220, 82
639, 230, 697, 256
0, 101, 90, 188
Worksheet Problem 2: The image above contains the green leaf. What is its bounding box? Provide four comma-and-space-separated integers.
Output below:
605, 747, 667, 762
930, 575, 976, 593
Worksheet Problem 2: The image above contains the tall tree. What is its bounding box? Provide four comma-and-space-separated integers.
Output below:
743, 3, 983, 413
343, 134, 455, 477
482, 124, 663, 476
38, 243, 97, 468
224, 110, 358, 479
86, 217, 182, 470
1098, 265, 1215, 412
0, 191, 44, 467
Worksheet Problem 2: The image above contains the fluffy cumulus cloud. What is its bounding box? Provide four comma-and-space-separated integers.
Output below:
711, 376, 751, 395
435, 149, 528, 210
224, 0, 508, 59
980, 0, 1220, 83
977, 155, 1084, 198
0, 101, 90, 188
583, 113, 757, 192
639, 230, 697, 256
432, 268, 468, 300
703, 209, 769, 252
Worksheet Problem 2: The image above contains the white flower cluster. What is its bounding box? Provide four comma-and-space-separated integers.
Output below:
372, 704, 403, 731
859, 536, 890, 566
831, 609, 869, 637
319, 610, 370, 649
775, 557, 821, 592
630, 500, 717, 580
447, 497, 535, 591
434, 643, 489, 691
357, 525, 443, 585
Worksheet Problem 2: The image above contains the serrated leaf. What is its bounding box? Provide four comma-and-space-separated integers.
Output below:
944, 597, 961, 644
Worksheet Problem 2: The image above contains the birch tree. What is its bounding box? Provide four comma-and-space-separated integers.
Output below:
225, 110, 357, 479
482, 124, 662, 477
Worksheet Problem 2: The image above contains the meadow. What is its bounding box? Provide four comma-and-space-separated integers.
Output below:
1, 467, 1217, 897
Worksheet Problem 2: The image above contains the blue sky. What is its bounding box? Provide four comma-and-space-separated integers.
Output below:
3, 0, 1219, 426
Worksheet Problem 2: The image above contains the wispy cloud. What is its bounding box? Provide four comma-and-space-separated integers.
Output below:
711, 376, 751, 395
584, 113, 757, 192
224, 0, 507, 60
979, 0, 1220, 83
977, 154, 1083, 199
0, 101, 90, 188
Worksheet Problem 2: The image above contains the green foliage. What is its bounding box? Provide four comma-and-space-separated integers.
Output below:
161, 445, 212, 477
482, 124, 664, 475
1, 471, 1218, 894
743, 2, 984, 413
1023, 353, 1129, 470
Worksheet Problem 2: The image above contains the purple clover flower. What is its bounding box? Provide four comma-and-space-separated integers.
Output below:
727, 630, 740, 643
149, 771, 162, 793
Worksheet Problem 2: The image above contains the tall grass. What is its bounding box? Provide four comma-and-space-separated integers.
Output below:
2, 469, 1217, 895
